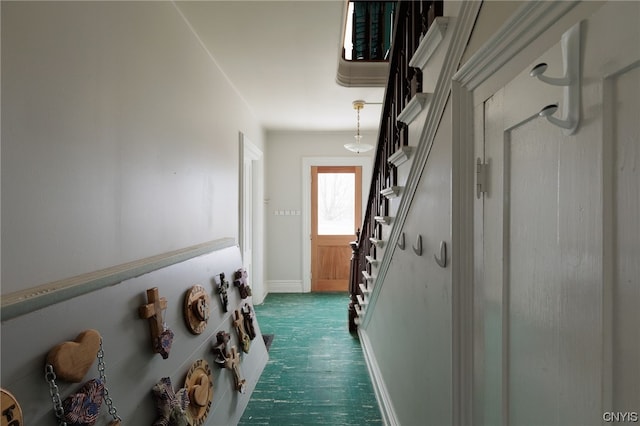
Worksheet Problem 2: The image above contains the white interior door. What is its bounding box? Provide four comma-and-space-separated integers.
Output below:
474, 3, 639, 424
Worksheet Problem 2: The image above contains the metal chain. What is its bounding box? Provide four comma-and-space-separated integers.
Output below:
97, 338, 123, 423
44, 364, 67, 426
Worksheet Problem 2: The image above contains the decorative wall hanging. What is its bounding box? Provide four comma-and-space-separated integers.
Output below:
61, 378, 104, 425
184, 286, 210, 335
184, 360, 213, 426
241, 304, 257, 341
214, 273, 229, 313
151, 377, 190, 426
1, 388, 23, 426
211, 335, 246, 394
233, 309, 251, 353
224, 346, 246, 394
212, 331, 231, 367
46, 329, 101, 383
139, 287, 174, 359
233, 268, 252, 299
45, 330, 122, 425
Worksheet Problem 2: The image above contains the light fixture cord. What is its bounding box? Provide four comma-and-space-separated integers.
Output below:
356, 106, 361, 138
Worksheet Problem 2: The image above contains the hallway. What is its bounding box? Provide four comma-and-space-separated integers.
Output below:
239, 293, 382, 425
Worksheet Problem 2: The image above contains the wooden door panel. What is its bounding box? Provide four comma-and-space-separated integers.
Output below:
317, 245, 351, 279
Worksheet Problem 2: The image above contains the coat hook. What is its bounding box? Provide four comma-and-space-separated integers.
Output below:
412, 234, 422, 256
434, 241, 447, 268
529, 21, 581, 135
397, 232, 405, 250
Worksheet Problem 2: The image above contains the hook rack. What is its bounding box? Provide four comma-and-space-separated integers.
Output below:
529, 21, 581, 135
412, 235, 423, 256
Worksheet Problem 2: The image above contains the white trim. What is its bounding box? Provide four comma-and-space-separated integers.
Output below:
242, 134, 263, 161
397, 93, 432, 126
453, 2, 578, 91
240, 132, 264, 305
301, 156, 372, 293
380, 186, 401, 199
1, 238, 236, 321
336, 59, 389, 87
359, 328, 400, 426
409, 17, 450, 70
387, 146, 413, 168
266, 280, 303, 293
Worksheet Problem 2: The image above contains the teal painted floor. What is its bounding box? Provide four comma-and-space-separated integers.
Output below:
239, 293, 382, 425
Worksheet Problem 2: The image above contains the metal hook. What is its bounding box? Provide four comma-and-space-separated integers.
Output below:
397, 232, 405, 250
412, 235, 422, 256
529, 21, 582, 135
434, 241, 447, 268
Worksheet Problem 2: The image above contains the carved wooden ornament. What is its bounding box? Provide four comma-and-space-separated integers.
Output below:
224, 346, 247, 394
184, 286, 210, 334
233, 309, 251, 353
46, 329, 101, 383
139, 287, 173, 358
1, 388, 23, 426
184, 359, 213, 426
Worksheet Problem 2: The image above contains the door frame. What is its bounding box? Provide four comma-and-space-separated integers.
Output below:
239, 132, 264, 303
311, 165, 362, 292
451, 1, 602, 423
302, 157, 371, 293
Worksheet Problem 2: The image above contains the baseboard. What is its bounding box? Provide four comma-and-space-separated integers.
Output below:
267, 280, 304, 293
358, 328, 399, 426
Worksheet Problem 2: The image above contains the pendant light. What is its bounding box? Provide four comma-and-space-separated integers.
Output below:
344, 100, 374, 153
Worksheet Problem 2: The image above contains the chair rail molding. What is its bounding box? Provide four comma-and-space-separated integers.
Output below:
1, 238, 236, 321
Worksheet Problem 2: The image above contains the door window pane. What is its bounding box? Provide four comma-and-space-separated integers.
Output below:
317, 173, 355, 235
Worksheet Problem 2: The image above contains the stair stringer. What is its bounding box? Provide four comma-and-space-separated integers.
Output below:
359, 1, 482, 330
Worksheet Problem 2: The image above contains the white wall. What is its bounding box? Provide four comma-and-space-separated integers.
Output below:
1, 1, 264, 294
1, 2, 268, 424
265, 130, 374, 292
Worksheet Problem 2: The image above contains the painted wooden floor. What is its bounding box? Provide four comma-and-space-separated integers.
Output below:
239, 293, 382, 425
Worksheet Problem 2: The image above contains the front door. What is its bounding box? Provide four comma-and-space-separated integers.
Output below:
311, 166, 362, 292
474, 3, 639, 424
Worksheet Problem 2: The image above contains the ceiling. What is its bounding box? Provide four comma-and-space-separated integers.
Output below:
175, 0, 385, 132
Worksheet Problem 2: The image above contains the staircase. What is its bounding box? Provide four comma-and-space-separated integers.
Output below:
349, 0, 444, 333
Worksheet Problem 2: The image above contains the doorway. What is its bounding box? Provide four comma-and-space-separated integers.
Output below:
240, 132, 264, 303
311, 166, 362, 292
301, 157, 371, 293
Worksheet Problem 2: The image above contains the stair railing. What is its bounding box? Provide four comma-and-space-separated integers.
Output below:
349, 0, 443, 333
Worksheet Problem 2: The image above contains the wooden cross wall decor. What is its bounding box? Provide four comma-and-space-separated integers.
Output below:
138, 287, 173, 359
225, 346, 246, 394
233, 309, 251, 353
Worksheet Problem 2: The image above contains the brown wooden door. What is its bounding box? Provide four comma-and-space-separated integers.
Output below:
311, 166, 362, 292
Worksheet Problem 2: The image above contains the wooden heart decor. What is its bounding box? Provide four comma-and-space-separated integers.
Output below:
46, 329, 101, 383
